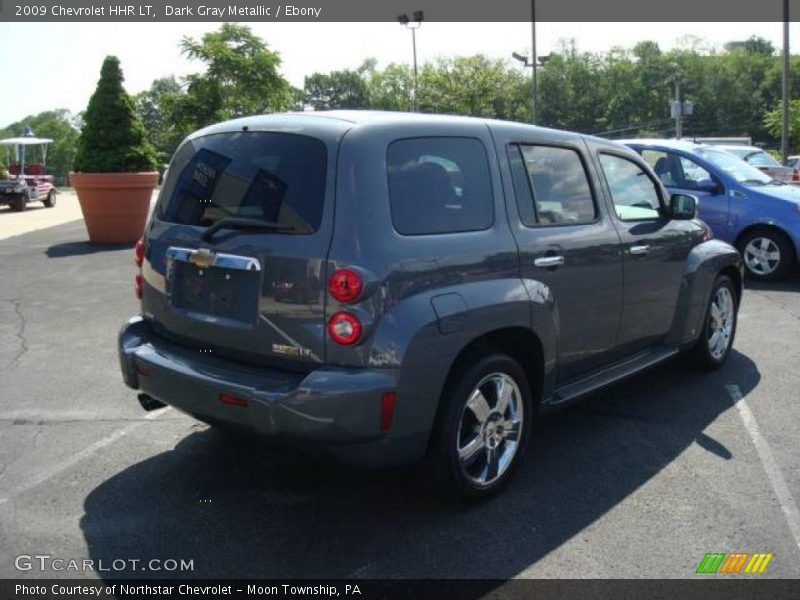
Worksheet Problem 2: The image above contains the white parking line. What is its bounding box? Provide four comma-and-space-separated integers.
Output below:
0, 407, 170, 507
727, 384, 800, 553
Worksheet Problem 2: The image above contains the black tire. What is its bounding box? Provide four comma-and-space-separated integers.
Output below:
9, 193, 26, 212
426, 353, 533, 499
689, 274, 738, 370
737, 227, 795, 281
43, 189, 56, 208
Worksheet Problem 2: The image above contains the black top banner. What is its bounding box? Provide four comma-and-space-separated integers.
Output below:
0, 0, 798, 22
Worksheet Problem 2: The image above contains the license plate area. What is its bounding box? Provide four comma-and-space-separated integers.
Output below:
166, 247, 262, 325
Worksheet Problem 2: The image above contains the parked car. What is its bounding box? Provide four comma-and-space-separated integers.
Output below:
119, 113, 742, 497
623, 139, 800, 280
787, 155, 800, 169
714, 144, 800, 184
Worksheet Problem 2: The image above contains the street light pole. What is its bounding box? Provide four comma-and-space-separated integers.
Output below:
398, 11, 424, 112
531, 0, 537, 124
781, 0, 790, 164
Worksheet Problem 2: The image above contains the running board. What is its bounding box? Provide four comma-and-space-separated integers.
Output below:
550, 347, 679, 407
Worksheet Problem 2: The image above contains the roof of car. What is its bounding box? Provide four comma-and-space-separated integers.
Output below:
190, 109, 590, 140
618, 138, 720, 153
713, 144, 763, 153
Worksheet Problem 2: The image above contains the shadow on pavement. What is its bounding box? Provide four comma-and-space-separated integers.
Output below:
45, 240, 134, 258
744, 274, 800, 293
80, 350, 760, 581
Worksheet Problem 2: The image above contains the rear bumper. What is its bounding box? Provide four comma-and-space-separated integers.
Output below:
118, 316, 426, 467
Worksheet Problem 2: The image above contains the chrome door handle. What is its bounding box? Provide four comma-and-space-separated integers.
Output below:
534, 255, 565, 268
630, 244, 650, 256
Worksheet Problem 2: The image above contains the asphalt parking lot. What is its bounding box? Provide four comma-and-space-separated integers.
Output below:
0, 214, 799, 580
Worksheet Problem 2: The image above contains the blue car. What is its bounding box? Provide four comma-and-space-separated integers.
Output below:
622, 139, 800, 280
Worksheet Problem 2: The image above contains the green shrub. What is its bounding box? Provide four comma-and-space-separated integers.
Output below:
73, 56, 158, 173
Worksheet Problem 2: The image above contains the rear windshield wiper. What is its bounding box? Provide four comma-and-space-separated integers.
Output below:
201, 217, 295, 242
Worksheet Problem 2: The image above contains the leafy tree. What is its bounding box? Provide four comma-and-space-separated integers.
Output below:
133, 76, 187, 164
179, 23, 291, 126
418, 55, 529, 120
0, 110, 80, 181
304, 69, 370, 110
73, 56, 158, 173
764, 100, 800, 152
365, 63, 414, 111
724, 36, 776, 57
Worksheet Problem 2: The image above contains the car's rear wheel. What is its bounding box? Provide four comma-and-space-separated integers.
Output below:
9, 193, 26, 212
428, 353, 532, 499
737, 228, 794, 280
690, 274, 738, 370
43, 189, 56, 208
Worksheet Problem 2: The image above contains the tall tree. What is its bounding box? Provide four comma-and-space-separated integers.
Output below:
179, 24, 291, 127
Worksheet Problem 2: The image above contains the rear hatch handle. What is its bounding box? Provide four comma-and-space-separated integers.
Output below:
200, 217, 295, 242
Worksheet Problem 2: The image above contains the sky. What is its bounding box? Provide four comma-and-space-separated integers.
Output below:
0, 21, 799, 127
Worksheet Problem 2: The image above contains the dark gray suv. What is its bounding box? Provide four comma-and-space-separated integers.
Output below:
118, 111, 743, 497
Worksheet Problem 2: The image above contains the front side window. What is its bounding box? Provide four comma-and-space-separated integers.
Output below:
387, 137, 493, 235
515, 144, 597, 225
641, 149, 712, 190
159, 132, 327, 235
599, 153, 662, 221
696, 148, 772, 186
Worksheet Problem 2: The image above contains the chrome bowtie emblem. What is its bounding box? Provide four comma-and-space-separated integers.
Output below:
189, 248, 216, 269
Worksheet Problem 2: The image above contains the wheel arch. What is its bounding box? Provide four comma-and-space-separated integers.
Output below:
423, 326, 547, 457
734, 222, 797, 257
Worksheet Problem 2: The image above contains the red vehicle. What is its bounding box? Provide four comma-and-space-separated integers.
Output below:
0, 130, 57, 211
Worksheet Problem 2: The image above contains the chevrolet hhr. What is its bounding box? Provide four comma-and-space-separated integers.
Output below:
119, 111, 743, 497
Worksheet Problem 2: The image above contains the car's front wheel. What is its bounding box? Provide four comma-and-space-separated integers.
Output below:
428, 353, 532, 498
690, 274, 738, 370
738, 228, 795, 280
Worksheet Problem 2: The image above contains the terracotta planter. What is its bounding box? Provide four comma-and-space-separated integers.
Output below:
70, 171, 159, 243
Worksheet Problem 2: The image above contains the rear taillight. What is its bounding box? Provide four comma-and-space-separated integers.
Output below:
134, 238, 145, 267
219, 393, 249, 408
328, 268, 363, 303
134, 237, 145, 300
328, 311, 362, 345
793, 169, 800, 182
134, 274, 143, 300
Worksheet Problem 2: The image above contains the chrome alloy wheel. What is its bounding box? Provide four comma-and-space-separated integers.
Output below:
457, 372, 524, 487
744, 237, 781, 276
708, 287, 734, 359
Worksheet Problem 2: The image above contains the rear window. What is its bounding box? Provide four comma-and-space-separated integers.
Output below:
158, 132, 327, 234
387, 137, 494, 235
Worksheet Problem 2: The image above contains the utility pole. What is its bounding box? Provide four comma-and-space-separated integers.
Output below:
781, 0, 790, 164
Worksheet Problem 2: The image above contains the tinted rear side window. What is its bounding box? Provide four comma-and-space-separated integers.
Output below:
387, 137, 493, 235
159, 132, 327, 234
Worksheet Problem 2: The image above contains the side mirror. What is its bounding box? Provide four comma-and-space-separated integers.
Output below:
670, 193, 697, 220
695, 178, 719, 193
